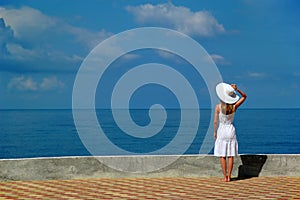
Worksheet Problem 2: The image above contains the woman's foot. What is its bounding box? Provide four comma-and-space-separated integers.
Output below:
222, 177, 227, 182
226, 176, 231, 182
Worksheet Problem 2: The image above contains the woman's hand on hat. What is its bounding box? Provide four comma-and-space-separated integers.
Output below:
231, 84, 237, 90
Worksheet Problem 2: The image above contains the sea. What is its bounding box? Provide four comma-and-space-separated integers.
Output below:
0, 109, 299, 159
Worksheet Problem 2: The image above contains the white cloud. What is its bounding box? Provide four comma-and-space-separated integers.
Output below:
156, 50, 175, 59
40, 76, 64, 90
0, 6, 56, 39
0, 6, 112, 73
0, 6, 112, 47
210, 54, 230, 65
6, 43, 38, 60
126, 3, 225, 37
248, 72, 266, 78
155, 49, 184, 64
122, 53, 140, 60
8, 76, 38, 91
293, 72, 300, 77
289, 83, 299, 89
0, 18, 14, 53
66, 25, 112, 50
8, 76, 64, 91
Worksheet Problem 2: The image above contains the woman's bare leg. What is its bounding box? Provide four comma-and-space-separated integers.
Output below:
227, 156, 234, 182
220, 157, 227, 181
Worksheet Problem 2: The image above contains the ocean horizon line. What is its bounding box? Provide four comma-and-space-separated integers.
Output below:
1, 107, 300, 111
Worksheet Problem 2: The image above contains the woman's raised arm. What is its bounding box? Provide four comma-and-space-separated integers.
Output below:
231, 84, 247, 109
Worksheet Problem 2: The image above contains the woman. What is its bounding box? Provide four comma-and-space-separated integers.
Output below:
214, 83, 247, 182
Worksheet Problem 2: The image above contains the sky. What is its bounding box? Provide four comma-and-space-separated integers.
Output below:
0, 0, 300, 109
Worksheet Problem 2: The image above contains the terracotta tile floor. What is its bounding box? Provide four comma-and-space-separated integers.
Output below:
0, 177, 299, 199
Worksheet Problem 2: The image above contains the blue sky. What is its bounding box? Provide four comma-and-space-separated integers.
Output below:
0, 0, 300, 109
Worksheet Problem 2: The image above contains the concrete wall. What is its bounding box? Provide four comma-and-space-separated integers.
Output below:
0, 154, 299, 181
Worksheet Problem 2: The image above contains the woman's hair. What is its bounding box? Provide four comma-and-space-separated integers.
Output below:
220, 101, 235, 115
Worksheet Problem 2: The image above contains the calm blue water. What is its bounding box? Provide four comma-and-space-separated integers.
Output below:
0, 109, 299, 159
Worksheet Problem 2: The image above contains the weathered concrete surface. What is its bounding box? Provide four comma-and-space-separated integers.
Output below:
0, 154, 299, 181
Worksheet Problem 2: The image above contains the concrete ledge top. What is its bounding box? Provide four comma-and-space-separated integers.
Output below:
1, 153, 299, 161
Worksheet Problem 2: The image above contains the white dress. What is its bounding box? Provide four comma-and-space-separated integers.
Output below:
214, 106, 238, 157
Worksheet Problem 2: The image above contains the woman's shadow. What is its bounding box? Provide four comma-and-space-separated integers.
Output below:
232, 155, 267, 181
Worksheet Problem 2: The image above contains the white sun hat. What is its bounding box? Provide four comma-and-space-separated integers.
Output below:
216, 82, 240, 104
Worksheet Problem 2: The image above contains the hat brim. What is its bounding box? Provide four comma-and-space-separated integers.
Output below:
216, 83, 240, 104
